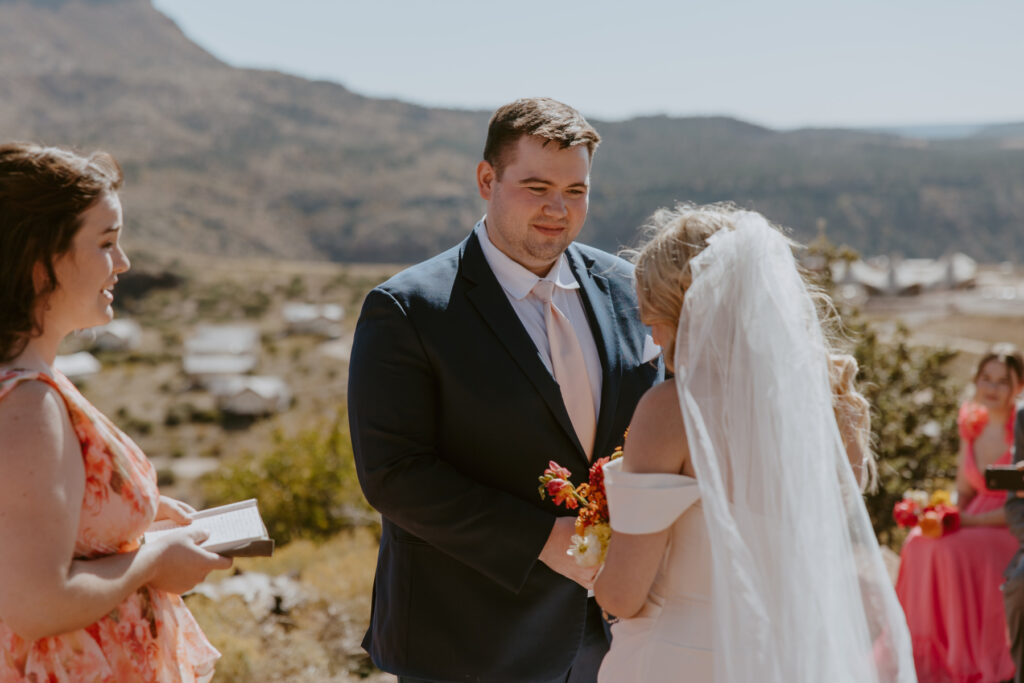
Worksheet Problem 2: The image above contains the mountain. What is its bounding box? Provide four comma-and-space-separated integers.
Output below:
2, 0, 1023, 263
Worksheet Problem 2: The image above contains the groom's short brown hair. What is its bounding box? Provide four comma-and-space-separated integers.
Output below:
483, 97, 601, 178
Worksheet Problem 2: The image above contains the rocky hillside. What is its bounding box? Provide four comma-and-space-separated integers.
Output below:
2, 0, 1023, 262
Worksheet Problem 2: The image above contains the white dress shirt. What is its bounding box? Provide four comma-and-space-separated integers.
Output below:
475, 218, 603, 421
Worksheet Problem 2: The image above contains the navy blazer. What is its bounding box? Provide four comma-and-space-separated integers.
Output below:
348, 230, 662, 682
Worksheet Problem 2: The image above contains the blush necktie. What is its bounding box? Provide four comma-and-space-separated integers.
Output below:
532, 280, 597, 459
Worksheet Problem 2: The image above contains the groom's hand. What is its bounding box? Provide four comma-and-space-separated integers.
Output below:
539, 517, 599, 589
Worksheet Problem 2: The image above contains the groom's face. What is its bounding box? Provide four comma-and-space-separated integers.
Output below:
477, 135, 591, 277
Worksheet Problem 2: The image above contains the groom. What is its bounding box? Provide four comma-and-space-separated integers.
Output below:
348, 97, 662, 682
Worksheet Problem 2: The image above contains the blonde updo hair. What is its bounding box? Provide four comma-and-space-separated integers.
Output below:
630, 202, 877, 492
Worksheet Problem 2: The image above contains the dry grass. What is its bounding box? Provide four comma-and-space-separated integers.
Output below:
187, 528, 392, 683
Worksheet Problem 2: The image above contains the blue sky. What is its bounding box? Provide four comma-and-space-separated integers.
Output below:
152, 0, 1024, 129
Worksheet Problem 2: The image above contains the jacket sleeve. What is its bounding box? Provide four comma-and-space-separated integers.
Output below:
347, 287, 556, 594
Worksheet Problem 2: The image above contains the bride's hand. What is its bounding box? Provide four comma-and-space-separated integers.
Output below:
154, 496, 196, 525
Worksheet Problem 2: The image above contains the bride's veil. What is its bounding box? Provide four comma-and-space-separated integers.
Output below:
674, 213, 916, 681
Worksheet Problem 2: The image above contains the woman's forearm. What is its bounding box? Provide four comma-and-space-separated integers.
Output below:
962, 507, 1007, 528
6, 545, 158, 641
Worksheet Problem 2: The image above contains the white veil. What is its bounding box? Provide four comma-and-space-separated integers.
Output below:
674, 213, 916, 682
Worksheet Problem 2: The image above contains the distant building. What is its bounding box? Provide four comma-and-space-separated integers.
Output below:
182, 324, 260, 387
207, 375, 291, 416
88, 319, 142, 352
831, 253, 977, 297
185, 324, 260, 357
54, 352, 101, 381
183, 354, 258, 387
283, 303, 344, 338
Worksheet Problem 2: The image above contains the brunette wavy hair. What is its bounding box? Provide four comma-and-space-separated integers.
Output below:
0, 143, 123, 362
974, 343, 1024, 388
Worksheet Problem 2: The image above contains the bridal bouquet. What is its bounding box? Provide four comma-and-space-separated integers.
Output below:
893, 488, 960, 538
537, 446, 623, 567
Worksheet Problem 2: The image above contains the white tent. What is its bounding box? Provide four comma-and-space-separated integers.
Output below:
185, 324, 260, 356
54, 351, 101, 380
207, 375, 291, 415
283, 302, 344, 338
88, 319, 142, 352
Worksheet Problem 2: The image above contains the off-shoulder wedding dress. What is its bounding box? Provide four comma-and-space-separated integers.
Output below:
598, 460, 711, 681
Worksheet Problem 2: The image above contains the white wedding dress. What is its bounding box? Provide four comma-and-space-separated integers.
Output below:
596, 213, 916, 682
598, 459, 712, 682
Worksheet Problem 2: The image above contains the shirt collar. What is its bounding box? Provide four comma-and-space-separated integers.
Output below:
475, 217, 580, 301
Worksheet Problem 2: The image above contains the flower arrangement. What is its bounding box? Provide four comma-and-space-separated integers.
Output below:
538, 445, 623, 567
959, 400, 1014, 446
958, 402, 989, 442
892, 488, 960, 538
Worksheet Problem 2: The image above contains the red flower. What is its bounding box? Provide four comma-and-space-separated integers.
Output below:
553, 486, 579, 510
589, 457, 610, 495
544, 461, 572, 480
958, 402, 989, 442
893, 500, 920, 528
936, 504, 961, 534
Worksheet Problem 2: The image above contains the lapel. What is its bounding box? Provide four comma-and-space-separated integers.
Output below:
564, 244, 624, 460
460, 232, 627, 466
461, 232, 588, 464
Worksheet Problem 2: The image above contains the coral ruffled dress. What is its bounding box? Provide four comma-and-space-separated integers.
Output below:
0, 370, 219, 682
895, 403, 1019, 683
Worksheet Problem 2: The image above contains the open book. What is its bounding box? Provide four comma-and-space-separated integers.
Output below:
144, 499, 274, 557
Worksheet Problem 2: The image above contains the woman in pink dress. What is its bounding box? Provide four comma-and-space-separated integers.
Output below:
896, 345, 1024, 683
0, 143, 232, 681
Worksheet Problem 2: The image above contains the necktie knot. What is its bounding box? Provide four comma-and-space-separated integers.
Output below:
532, 280, 556, 304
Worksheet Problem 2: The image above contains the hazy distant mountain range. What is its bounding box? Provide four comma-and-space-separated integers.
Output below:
2, 0, 1023, 262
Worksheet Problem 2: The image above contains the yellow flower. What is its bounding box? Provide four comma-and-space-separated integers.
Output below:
929, 490, 952, 507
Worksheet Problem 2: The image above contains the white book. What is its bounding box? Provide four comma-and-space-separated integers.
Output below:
144, 499, 274, 557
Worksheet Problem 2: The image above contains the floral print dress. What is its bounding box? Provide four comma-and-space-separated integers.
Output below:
0, 369, 219, 682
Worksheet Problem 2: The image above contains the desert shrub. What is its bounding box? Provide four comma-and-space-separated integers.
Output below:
194, 281, 272, 320
284, 274, 307, 298
164, 402, 220, 427
854, 323, 961, 548
807, 238, 962, 548
200, 411, 370, 546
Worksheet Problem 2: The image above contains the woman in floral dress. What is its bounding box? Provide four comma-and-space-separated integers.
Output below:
0, 143, 232, 681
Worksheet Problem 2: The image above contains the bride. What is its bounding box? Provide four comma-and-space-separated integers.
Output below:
593, 204, 916, 682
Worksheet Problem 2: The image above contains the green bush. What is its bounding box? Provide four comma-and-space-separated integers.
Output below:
200, 411, 371, 546
807, 237, 962, 548
855, 323, 961, 548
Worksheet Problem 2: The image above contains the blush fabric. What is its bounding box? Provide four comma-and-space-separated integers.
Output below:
532, 279, 597, 458
895, 404, 1019, 683
598, 459, 712, 682
0, 369, 219, 683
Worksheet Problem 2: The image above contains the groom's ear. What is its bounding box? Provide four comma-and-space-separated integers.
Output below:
477, 160, 495, 201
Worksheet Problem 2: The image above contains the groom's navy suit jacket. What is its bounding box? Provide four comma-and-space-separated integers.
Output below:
348, 229, 662, 682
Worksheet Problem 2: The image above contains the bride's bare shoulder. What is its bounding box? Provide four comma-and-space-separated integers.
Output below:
622, 381, 690, 475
